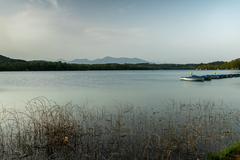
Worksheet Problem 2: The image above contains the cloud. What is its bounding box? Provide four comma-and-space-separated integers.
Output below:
0, 3, 148, 60
47, 0, 59, 8
0, 6, 59, 59
1, 0, 239, 62
82, 27, 145, 41
27, 0, 59, 9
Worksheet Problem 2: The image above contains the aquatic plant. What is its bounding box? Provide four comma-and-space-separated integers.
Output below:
0, 97, 239, 159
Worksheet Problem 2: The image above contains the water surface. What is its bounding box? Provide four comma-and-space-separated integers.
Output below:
0, 70, 239, 108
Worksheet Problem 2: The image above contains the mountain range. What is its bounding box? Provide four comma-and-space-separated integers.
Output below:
67, 56, 149, 64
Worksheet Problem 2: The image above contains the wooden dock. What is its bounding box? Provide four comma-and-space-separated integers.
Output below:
201, 73, 240, 80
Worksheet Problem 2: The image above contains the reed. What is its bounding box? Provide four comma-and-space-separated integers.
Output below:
0, 97, 239, 160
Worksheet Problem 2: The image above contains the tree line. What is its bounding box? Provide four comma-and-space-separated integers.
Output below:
197, 59, 240, 70
0, 61, 199, 71
0, 54, 239, 71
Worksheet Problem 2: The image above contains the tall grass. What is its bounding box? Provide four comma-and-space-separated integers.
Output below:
0, 97, 239, 160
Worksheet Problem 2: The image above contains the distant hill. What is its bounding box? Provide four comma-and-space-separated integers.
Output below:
234, 58, 240, 61
197, 59, 240, 70
0, 55, 25, 63
56, 58, 68, 63
69, 56, 149, 64
207, 61, 225, 65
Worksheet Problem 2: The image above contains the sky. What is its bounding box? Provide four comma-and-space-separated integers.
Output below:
0, 0, 240, 63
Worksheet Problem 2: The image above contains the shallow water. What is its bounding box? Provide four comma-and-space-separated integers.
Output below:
0, 70, 239, 108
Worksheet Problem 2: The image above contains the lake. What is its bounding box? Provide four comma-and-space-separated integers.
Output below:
0, 70, 240, 108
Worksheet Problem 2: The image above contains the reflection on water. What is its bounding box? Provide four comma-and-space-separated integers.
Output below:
0, 70, 239, 108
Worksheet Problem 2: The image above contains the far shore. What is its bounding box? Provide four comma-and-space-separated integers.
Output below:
0, 54, 239, 71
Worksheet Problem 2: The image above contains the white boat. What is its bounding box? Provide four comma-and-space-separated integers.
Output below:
180, 76, 204, 82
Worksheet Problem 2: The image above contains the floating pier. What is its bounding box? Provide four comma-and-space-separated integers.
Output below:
180, 73, 240, 82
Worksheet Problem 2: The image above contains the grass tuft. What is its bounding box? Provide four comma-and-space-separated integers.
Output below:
208, 143, 240, 160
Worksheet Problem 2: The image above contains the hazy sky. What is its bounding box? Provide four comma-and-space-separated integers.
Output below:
0, 0, 240, 63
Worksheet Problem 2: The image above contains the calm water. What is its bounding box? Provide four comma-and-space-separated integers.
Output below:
0, 70, 240, 108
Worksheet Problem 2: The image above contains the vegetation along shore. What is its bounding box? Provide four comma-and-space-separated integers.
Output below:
0, 55, 239, 71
